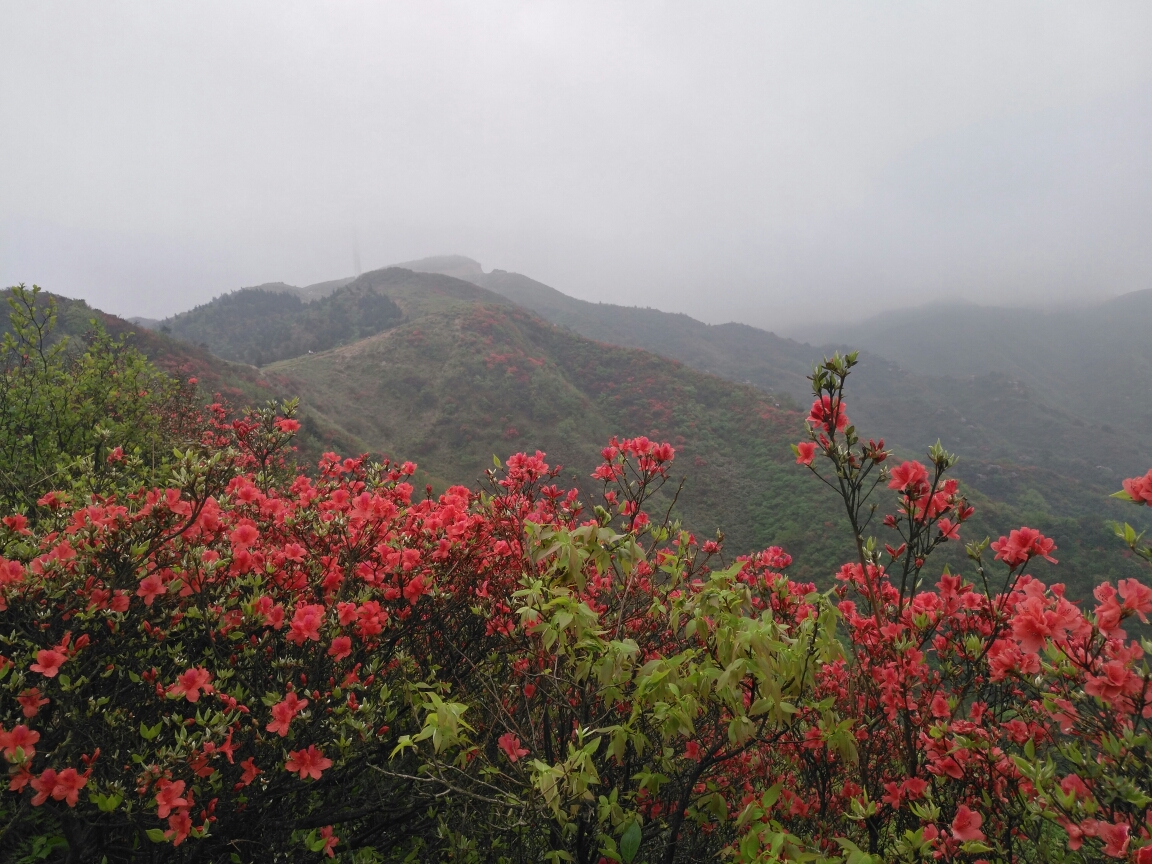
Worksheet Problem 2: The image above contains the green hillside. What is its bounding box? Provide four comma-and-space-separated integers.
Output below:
395, 259, 1150, 474
395, 257, 816, 404
368, 258, 1152, 593
159, 282, 403, 366
258, 272, 859, 579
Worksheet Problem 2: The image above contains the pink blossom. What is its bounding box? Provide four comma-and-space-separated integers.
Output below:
288, 603, 325, 644
327, 636, 352, 661
136, 573, 167, 606
991, 527, 1057, 568
887, 461, 929, 494
285, 744, 332, 780
17, 688, 48, 718
155, 778, 189, 818
267, 692, 309, 737
169, 667, 213, 702
951, 805, 984, 842
30, 649, 66, 678
498, 732, 529, 763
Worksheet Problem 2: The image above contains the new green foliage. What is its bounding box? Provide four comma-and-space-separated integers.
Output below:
0, 286, 186, 515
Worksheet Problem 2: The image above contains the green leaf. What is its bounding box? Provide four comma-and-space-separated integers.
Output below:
620, 822, 641, 863
25, 834, 68, 859
305, 829, 327, 852
961, 840, 993, 854
89, 791, 123, 812
761, 783, 782, 810
145, 828, 168, 843
140, 721, 162, 741
748, 697, 774, 716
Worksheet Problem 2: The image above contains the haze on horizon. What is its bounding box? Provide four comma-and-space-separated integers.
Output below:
2, 2, 1151, 332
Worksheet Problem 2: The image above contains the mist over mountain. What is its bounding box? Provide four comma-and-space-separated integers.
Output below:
5, 6, 1151, 328
817, 292, 1152, 438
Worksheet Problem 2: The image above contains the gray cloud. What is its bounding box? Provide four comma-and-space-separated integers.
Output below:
2, 2, 1150, 329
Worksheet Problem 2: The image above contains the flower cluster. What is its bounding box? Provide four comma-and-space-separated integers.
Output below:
1121, 468, 1152, 505
737, 355, 1152, 864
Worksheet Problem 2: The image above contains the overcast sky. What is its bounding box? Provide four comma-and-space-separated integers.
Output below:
2, 3, 1151, 331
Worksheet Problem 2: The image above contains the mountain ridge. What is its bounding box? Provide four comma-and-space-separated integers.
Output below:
388, 257, 1152, 485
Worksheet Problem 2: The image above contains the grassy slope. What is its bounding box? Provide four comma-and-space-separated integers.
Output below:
467, 268, 816, 405
457, 265, 1152, 479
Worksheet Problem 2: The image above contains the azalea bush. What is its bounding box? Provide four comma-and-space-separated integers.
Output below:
0, 402, 840, 862
1, 296, 1151, 864
733, 353, 1152, 864
387, 439, 841, 864
0, 400, 544, 860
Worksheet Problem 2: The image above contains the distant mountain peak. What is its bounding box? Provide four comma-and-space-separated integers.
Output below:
388, 255, 484, 281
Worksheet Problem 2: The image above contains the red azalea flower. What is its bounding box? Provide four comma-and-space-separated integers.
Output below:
155, 779, 189, 818
17, 688, 49, 718
806, 395, 849, 433
327, 636, 352, 661
136, 573, 167, 606
166, 810, 193, 846
1, 724, 40, 759
239, 757, 261, 787
951, 805, 984, 842
319, 826, 339, 858
498, 733, 529, 763
266, 692, 309, 737
795, 441, 817, 465
50, 768, 87, 807
30, 769, 57, 806
30, 649, 66, 678
170, 667, 214, 702
887, 461, 929, 493
287, 604, 325, 644
285, 745, 332, 780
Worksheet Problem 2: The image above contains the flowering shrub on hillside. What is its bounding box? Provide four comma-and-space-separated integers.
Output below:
1, 302, 1150, 864
0, 396, 538, 859
388, 437, 842, 864
738, 353, 1152, 864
